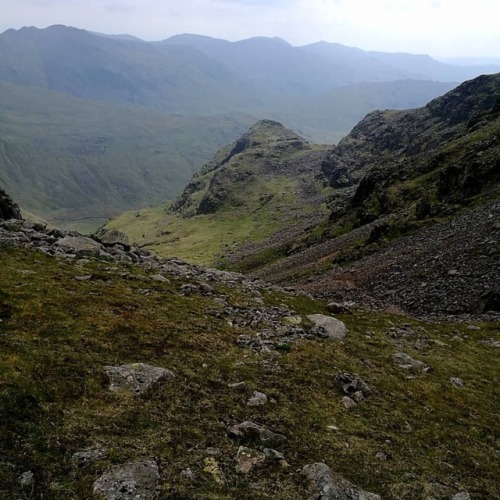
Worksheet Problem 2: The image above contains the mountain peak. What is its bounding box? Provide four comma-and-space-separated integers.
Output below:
169, 121, 314, 217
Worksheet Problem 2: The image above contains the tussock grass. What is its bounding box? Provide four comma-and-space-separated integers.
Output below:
0, 248, 498, 498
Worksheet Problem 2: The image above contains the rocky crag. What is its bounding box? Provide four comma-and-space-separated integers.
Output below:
0, 187, 21, 220
106, 120, 334, 265
248, 74, 500, 318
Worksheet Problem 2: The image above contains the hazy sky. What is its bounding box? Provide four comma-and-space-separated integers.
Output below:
0, 0, 499, 58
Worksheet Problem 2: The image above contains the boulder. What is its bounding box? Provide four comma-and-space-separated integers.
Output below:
235, 446, 266, 474
55, 236, 103, 257
302, 462, 381, 499
93, 460, 159, 500
307, 314, 347, 340
246, 391, 268, 406
334, 372, 372, 397
103, 363, 175, 395
228, 421, 286, 447
93, 228, 130, 249
393, 352, 430, 372
0, 188, 21, 220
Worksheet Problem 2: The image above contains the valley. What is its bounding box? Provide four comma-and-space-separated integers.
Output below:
0, 23, 499, 500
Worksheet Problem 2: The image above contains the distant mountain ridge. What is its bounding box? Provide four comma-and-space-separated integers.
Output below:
0, 24, 466, 228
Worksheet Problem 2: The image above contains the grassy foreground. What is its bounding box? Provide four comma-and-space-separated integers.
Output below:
0, 247, 498, 498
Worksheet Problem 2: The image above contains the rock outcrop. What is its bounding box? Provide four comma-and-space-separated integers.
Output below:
302, 462, 381, 499
0, 187, 21, 220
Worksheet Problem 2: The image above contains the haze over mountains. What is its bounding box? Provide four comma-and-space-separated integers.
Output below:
0, 24, 498, 229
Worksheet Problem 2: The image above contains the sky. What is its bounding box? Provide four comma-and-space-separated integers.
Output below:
0, 0, 499, 59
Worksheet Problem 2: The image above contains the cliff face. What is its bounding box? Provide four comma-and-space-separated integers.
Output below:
321, 73, 500, 226
245, 74, 500, 317
170, 120, 314, 217
0, 187, 21, 220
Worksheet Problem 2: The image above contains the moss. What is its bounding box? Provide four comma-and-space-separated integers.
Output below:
0, 248, 498, 498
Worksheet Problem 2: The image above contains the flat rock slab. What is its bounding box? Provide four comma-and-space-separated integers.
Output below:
236, 446, 266, 474
303, 462, 381, 500
93, 460, 159, 500
93, 228, 130, 248
393, 352, 430, 372
307, 314, 347, 340
228, 420, 286, 447
55, 236, 103, 257
104, 363, 175, 395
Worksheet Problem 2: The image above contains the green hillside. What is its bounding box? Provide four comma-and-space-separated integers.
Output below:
0, 229, 498, 498
106, 121, 334, 265
0, 82, 255, 231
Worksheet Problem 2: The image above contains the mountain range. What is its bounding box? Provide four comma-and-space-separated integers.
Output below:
1, 25, 498, 229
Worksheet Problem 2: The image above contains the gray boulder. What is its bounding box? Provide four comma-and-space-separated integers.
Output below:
228, 420, 286, 447
93, 228, 130, 249
55, 236, 103, 257
393, 352, 430, 372
104, 363, 175, 395
307, 314, 347, 340
93, 460, 159, 499
303, 462, 381, 499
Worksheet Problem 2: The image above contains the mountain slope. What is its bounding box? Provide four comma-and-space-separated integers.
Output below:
1, 207, 498, 499
0, 81, 254, 231
112, 74, 500, 317
106, 120, 333, 264
0, 25, 262, 114
250, 74, 500, 316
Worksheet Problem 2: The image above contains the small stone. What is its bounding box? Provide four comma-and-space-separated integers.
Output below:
326, 425, 339, 432
228, 421, 286, 447
450, 377, 465, 387
452, 493, 471, 500
75, 274, 93, 281
72, 447, 107, 466
235, 446, 266, 474
228, 382, 247, 392
467, 325, 481, 331
341, 396, 357, 409
18, 471, 34, 487
326, 302, 352, 314
93, 460, 159, 500
247, 391, 268, 406
151, 274, 169, 282
375, 452, 387, 460
352, 390, 365, 403
393, 352, 430, 372
263, 448, 285, 461
204, 447, 220, 456
103, 363, 175, 395
180, 468, 194, 480
303, 463, 381, 499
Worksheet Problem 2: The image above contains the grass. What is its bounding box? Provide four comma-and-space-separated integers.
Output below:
0, 246, 499, 498
108, 173, 332, 266
0, 81, 255, 232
